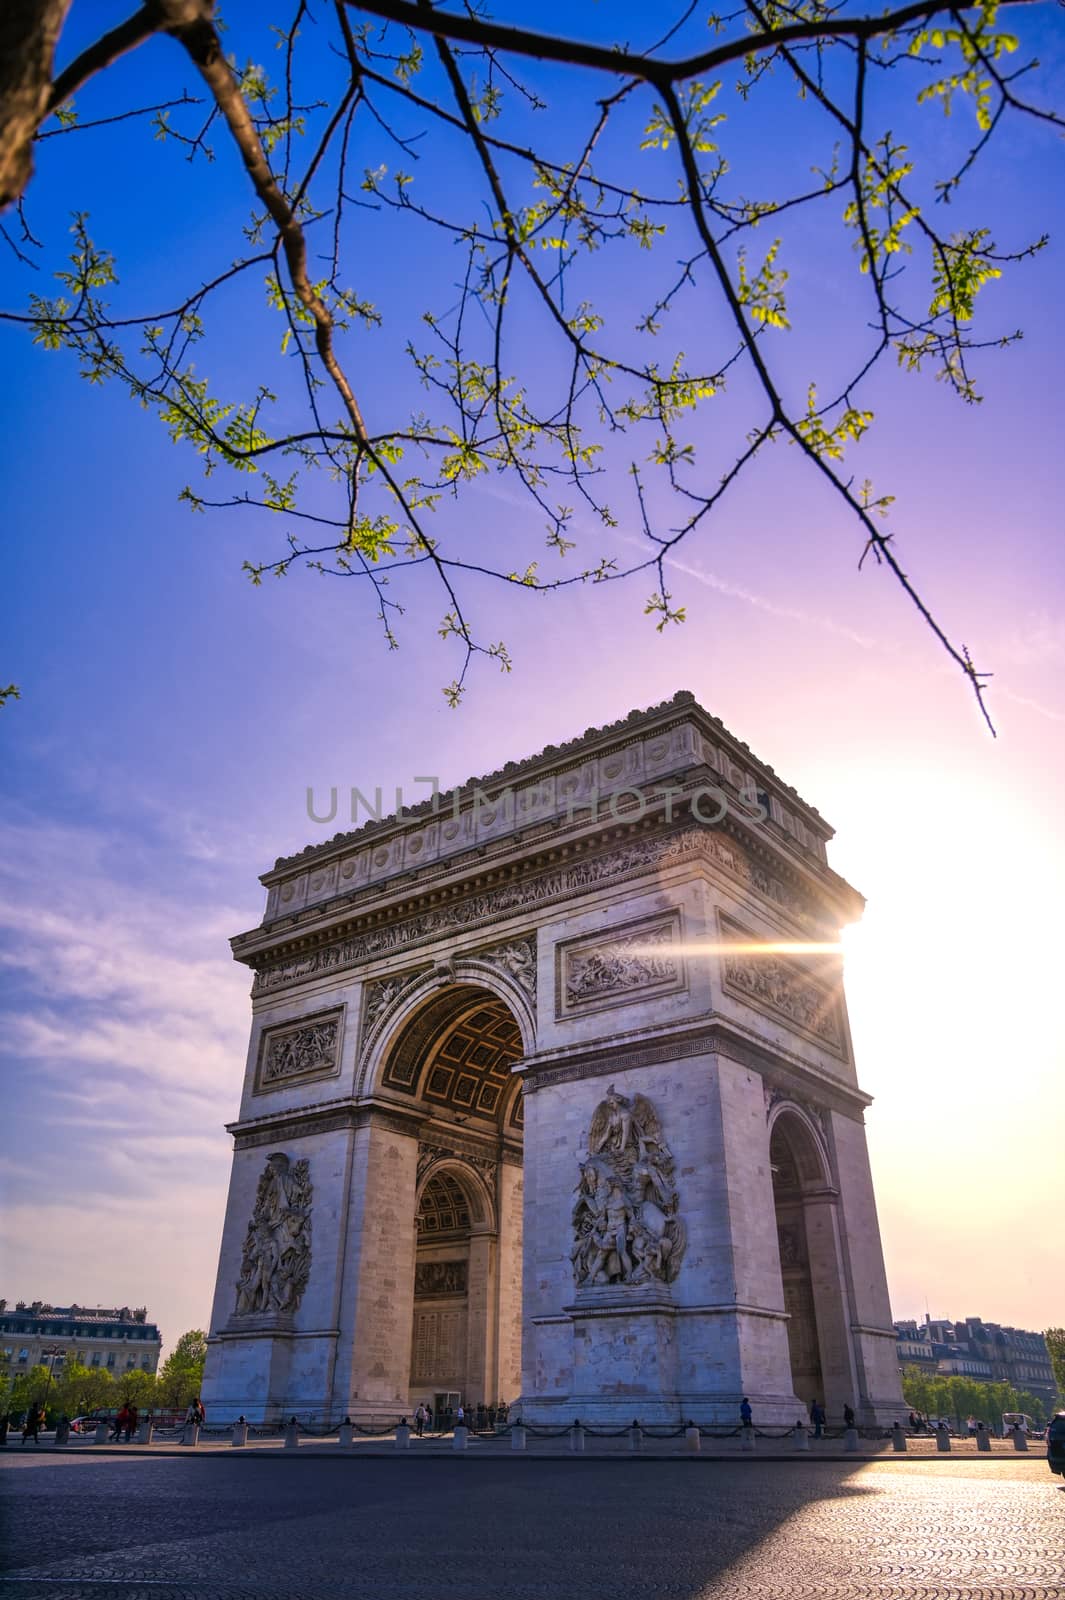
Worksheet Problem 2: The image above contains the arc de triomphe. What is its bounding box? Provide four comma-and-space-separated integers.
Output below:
200, 691, 905, 1425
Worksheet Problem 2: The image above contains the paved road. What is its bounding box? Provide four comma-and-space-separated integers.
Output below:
1, 1453, 1062, 1599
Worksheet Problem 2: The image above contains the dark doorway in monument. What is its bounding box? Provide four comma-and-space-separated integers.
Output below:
372, 980, 527, 1419
770, 1107, 854, 1425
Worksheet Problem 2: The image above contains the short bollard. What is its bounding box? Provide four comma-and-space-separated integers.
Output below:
284, 1418, 299, 1450
741, 1425, 756, 1453
844, 1427, 860, 1453
936, 1425, 951, 1452
231, 1419, 248, 1448
569, 1420, 585, 1453
684, 1422, 701, 1454
1012, 1426, 1028, 1452
338, 1420, 353, 1449
95, 1421, 109, 1444
395, 1422, 411, 1450
181, 1423, 200, 1447
892, 1423, 907, 1452
628, 1421, 643, 1453
136, 1419, 154, 1445
452, 1424, 469, 1452
792, 1423, 809, 1453
976, 1430, 991, 1452
510, 1425, 526, 1452
54, 1419, 70, 1446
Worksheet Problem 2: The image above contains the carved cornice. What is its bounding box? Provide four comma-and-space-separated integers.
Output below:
519, 1019, 868, 1115
228, 1097, 524, 1160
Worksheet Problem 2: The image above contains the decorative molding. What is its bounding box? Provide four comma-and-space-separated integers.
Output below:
719, 911, 844, 1053
254, 1006, 344, 1095
251, 829, 709, 995
764, 1082, 831, 1143
417, 1137, 499, 1193
556, 911, 684, 1018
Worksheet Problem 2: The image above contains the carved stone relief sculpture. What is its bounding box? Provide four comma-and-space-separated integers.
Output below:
234, 1152, 313, 1317
256, 1009, 342, 1092
572, 1088, 685, 1289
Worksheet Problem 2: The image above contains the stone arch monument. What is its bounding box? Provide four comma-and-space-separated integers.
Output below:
201, 692, 905, 1425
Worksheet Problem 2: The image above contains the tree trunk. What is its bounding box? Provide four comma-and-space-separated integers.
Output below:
0, 0, 73, 210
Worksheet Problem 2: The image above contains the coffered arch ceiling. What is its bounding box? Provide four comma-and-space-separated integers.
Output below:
381, 984, 524, 1130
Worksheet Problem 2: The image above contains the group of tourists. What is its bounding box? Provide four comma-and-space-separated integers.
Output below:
739, 1397, 856, 1435
412, 1400, 509, 1435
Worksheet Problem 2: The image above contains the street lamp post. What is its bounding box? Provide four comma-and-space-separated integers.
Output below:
39, 1345, 64, 1422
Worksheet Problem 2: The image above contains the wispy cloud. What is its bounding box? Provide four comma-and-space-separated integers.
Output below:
0, 815, 252, 1340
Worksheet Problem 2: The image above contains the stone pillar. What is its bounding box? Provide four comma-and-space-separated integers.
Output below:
936, 1425, 951, 1452
976, 1430, 991, 1452
792, 1424, 809, 1452
495, 1162, 523, 1405
283, 1419, 299, 1449
395, 1422, 411, 1450
892, 1422, 907, 1452
740, 1425, 756, 1452
684, 1423, 700, 1453
511, 1424, 526, 1451
333, 1118, 420, 1421
338, 1421, 353, 1448
844, 1427, 860, 1453
1012, 1426, 1028, 1452
231, 1419, 248, 1447
569, 1421, 585, 1453
181, 1423, 200, 1447
136, 1419, 153, 1444
94, 1421, 109, 1444
54, 1419, 70, 1445
452, 1424, 468, 1452
629, 1422, 642, 1452
465, 1228, 496, 1408
802, 1189, 860, 1422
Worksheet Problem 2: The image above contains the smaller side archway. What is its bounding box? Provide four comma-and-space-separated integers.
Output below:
769, 1105, 858, 1425
409, 1158, 500, 1417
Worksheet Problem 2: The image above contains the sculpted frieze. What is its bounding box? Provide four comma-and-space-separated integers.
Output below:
558, 913, 683, 1016
255, 1008, 343, 1093
234, 1152, 313, 1317
572, 1088, 685, 1290
414, 1259, 468, 1297
721, 916, 843, 1052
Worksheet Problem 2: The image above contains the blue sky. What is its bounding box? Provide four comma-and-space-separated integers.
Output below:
2, 2, 1064, 1351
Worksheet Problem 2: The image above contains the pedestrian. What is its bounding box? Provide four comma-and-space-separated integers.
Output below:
112, 1404, 129, 1442
456, 1404, 465, 1429
21, 1406, 42, 1446
908, 1410, 918, 1433
0, 1412, 8, 1446
967, 1414, 977, 1437
424, 1404, 433, 1433
843, 1404, 855, 1429
184, 1398, 199, 1429
740, 1397, 753, 1427
415, 1404, 425, 1437
195, 1397, 206, 1426
810, 1400, 825, 1439
125, 1404, 138, 1442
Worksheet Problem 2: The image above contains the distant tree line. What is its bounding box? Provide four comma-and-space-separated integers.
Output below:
1, 1330, 206, 1423
900, 1366, 1050, 1429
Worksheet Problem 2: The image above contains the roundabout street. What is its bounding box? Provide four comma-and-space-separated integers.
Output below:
1, 1452, 1062, 1599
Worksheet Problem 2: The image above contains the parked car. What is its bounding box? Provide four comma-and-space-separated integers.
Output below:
70, 1415, 107, 1434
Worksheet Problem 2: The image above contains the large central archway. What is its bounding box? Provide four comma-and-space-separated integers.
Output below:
373, 979, 527, 1414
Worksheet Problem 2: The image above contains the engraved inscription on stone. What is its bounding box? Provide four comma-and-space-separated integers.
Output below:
558, 912, 684, 1017
256, 1008, 343, 1092
572, 1088, 685, 1289
411, 1307, 465, 1381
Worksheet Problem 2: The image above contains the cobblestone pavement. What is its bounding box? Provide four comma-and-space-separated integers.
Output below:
1, 1453, 1062, 1599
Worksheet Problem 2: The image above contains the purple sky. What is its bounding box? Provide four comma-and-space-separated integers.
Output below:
2, 3, 1063, 1352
